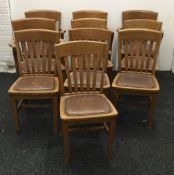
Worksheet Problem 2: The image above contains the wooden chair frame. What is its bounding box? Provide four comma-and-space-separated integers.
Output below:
55, 41, 118, 164
112, 29, 163, 129
8, 29, 60, 134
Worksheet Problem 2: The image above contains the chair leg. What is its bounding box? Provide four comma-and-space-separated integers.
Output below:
62, 122, 70, 164
52, 95, 58, 134
147, 94, 157, 129
10, 97, 20, 134
107, 119, 116, 160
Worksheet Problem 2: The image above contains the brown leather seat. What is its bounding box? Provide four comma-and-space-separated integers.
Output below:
64, 94, 112, 116
112, 72, 159, 91
64, 71, 110, 89
14, 76, 55, 91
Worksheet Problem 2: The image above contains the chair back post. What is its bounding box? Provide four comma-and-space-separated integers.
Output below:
14, 29, 60, 76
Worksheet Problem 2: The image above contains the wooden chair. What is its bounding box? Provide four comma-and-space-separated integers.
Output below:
9, 18, 57, 74
8, 29, 60, 134
69, 28, 114, 79
112, 29, 163, 129
72, 10, 108, 20
55, 40, 118, 164
122, 10, 158, 27
121, 19, 163, 70
71, 18, 107, 29
25, 10, 65, 38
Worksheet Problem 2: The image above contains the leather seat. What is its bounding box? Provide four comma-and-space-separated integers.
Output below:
14, 76, 55, 91
60, 93, 117, 119
64, 71, 110, 89
112, 72, 159, 91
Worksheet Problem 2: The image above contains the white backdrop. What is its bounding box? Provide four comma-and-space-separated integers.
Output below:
10, 0, 174, 70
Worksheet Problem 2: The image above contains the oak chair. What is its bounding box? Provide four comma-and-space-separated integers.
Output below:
71, 18, 107, 29
69, 28, 114, 79
55, 40, 118, 164
25, 10, 65, 38
122, 10, 158, 27
72, 10, 108, 20
8, 29, 60, 134
112, 29, 163, 129
9, 18, 57, 74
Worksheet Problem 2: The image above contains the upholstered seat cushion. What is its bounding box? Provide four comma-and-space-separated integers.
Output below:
62, 94, 113, 116
14, 76, 55, 91
64, 71, 110, 89
112, 72, 159, 91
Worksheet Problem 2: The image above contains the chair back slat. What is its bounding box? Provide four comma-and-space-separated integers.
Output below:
118, 29, 163, 74
12, 18, 56, 31
55, 41, 107, 95
14, 29, 59, 75
71, 18, 107, 29
124, 19, 162, 31
73, 10, 108, 20
25, 10, 61, 31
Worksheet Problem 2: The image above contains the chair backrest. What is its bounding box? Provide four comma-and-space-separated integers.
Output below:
71, 18, 107, 29
124, 19, 162, 31
72, 10, 108, 20
55, 41, 107, 95
12, 18, 56, 31
118, 29, 163, 74
14, 29, 59, 75
25, 10, 61, 31
69, 28, 112, 52
122, 10, 158, 27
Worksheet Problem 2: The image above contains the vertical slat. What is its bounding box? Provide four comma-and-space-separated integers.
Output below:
28, 41, 35, 73
35, 41, 41, 73
124, 40, 129, 71
140, 40, 147, 72
77, 55, 84, 91
130, 40, 134, 71
21, 41, 30, 73
100, 52, 105, 93
71, 56, 78, 92
41, 42, 47, 74
47, 42, 52, 74
135, 40, 141, 71
145, 41, 153, 72
64, 56, 73, 93
92, 54, 98, 91
86, 54, 91, 91
15, 42, 23, 75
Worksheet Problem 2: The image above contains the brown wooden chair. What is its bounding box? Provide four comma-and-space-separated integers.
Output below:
121, 19, 163, 70
25, 10, 65, 38
55, 40, 118, 164
9, 18, 57, 74
69, 28, 114, 79
122, 10, 158, 28
8, 29, 60, 134
71, 18, 107, 29
72, 10, 108, 20
112, 29, 163, 129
